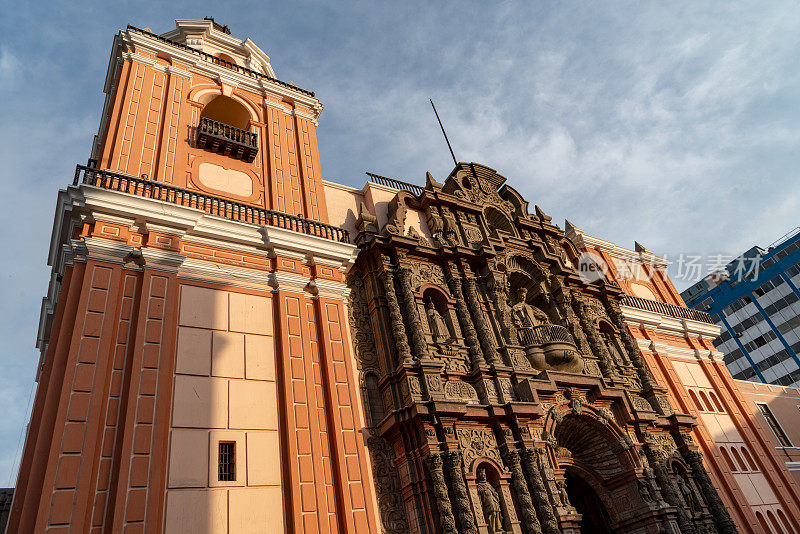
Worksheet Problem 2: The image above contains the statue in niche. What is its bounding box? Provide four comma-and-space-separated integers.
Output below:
509, 286, 550, 329
599, 325, 627, 365
677, 475, 700, 514
510, 287, 532, 330
476, 468, 503, 533
556, 479, 571, 508
425, 300, 450, 343
638, 478, 653, 503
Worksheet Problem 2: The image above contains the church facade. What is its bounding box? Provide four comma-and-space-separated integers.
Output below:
6, 18, 799, 534
329, 164, 736, 534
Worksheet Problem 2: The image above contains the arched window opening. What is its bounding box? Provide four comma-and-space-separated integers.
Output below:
196, 95, 258, 162
688, 390, 703, 412
630, 282, 657, 300
484, 206, 516, 237
720, 447, 737, 472
756, 512, 772, 534
215, 52, 238, 66
364, 373, 386, 427
731, 448, 746, 473
698, 391, 712, 412
767, 510, 784, 534
200, 95, 251, 130
709, 392, 724, 412
776, 510, 792, 534
740, 447, 758, 472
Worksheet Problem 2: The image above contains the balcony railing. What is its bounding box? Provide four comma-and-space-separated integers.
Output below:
518, 324, 574, 346
621, 295, 714, 324
196, 117, 259, 162
126, 25, 315, 98
73, 164, 350, 243
365, 172, 424, 196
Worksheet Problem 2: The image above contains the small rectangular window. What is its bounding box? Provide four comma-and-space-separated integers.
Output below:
218, 441, 236, 481
757, 403, 793, 447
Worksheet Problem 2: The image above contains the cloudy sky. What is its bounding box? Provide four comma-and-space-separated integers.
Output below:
1, 1, 798, 486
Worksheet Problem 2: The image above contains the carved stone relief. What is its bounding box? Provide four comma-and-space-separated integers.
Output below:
445, 381, 480, 403
367, 434, 410, 534
457, 428, 502, 468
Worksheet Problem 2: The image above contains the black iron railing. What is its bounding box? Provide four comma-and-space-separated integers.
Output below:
126, 25, 315, 98
518, 324, 575, 346
196, 117, 259, 162
365, 172, 424, 196
621, 295, 714, 324
73, 164, 349, 243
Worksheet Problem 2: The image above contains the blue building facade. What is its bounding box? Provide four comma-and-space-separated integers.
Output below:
682, 228, 800, 387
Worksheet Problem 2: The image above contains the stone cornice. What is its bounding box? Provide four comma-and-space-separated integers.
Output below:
72, 184, 355, 271
621, 304, 721, 338
566, 222, 669, 269
636, 338, 723, 363
119, 29, 323, 119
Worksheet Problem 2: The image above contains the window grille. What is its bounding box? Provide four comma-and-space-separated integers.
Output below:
218, 441, 236, 481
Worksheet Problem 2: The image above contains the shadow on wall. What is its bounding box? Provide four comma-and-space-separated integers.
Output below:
166, 284, 282, 533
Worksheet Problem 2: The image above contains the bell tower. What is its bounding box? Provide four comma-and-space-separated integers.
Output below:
8, 19, 377, 534
95, 18, 328, 221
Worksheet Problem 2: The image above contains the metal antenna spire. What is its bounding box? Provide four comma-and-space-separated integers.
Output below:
430, 99, 458, 166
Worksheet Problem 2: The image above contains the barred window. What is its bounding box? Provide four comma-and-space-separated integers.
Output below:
218, 441, 236, 481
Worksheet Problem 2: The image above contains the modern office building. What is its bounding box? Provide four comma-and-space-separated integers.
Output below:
682, 229, 800, 388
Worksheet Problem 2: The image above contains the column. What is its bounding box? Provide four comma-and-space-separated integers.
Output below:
426, 453, 459, 534
464, 275, 499, 364
605, 298, 655, 388
572, 298, 618, 379
519, 449, 560, 534
504, 450, 543, 534
445, 263, 485, 369
396, 264, 431, 361
379, 262, 413, 365
643, 447, 695, 534
444, 452, 477, 534
685, 450, 738, 534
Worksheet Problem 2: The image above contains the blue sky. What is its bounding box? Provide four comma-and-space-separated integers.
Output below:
1, 1, 799, 486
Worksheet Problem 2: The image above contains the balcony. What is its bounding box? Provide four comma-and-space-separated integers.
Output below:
72, 164, 349, 243
518, 324, 584, 373
621, 295, 714, 324
196, 117, 259, 162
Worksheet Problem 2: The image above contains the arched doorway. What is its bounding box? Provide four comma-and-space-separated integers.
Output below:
565, 470, 613, 534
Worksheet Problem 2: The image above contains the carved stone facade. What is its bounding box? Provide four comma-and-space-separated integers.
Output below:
346, 162, 737, 533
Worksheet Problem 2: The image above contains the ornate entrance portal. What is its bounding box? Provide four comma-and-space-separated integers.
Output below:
348, 162, 738, 534
565, 471, 613, 534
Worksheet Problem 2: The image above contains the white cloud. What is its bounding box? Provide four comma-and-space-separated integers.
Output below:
0, 45, 20, 91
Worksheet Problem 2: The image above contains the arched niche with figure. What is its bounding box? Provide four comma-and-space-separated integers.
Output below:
598, 320, 629, 366
421, 287, 457, 345
670, 460, 705, 518
465, 460, 522, 534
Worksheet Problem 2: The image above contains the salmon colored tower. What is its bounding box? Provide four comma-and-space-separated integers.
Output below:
8, 19, 377, 533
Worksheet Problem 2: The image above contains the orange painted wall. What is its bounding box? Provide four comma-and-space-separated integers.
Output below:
585, 242, 800, 534
96, 52, 329, 223
8, 228, 378, 532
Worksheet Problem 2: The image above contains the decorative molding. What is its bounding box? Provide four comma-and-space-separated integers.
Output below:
621, 304, 722, 338
123, 29, 323, 119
